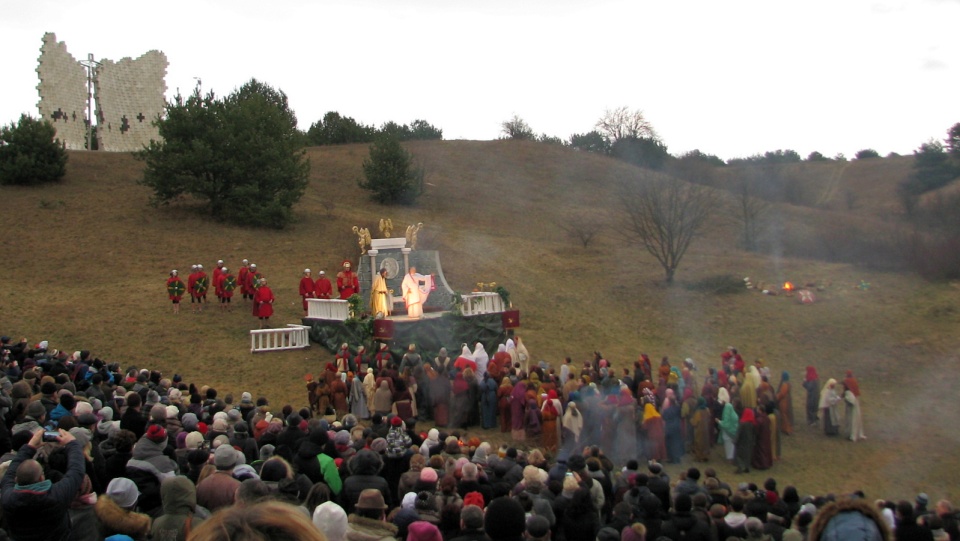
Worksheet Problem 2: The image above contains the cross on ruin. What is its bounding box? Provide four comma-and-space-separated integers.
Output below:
137, 112, 145, 122
120, 116, 130, 133
51, 108, 64, 121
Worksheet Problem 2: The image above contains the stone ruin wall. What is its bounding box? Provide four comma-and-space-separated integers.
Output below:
94, 51, 168, 152
36, 33, 168, 152
36, 33, 88, 150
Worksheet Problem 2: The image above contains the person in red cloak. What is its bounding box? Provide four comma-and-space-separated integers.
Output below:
166, 270, 185, 314
374, 343, 392, 373
213, 259, 225, 299
336, 261, 359, 300
187, 264, 200, 313
238, 259, 251, 300
194, 264, 209, 313
335, 343, 353, 373
314, 270, 333, 300
299, 269, 316, 316
217, 267, 236, 312
252, 277, 274, 328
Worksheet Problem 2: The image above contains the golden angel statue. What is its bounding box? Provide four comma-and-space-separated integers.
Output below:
379, 218, 394, 238
405, 222, 424, 250
352, 226, 372, 254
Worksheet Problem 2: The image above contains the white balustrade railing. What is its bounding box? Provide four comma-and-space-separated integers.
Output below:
460, 292, 504, 316
307, 299, 349, 321
250, 325, 311, 353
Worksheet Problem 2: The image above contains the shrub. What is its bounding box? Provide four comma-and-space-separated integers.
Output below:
359, 134, 424, 205
684, 274, 745, 295
0, 114, 67, 186
855, 149, 880, 160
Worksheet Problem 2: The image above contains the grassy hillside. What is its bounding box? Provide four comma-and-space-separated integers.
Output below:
1, 142, 958, 499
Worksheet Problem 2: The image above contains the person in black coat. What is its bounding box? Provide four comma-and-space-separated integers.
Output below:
341, 449, 391, 515
660, 494, 712, 541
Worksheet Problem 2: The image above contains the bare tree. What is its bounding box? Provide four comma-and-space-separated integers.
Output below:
500, 115, 535, 140
596, 106, 658, 143
730, 177, 770, 252
558, 211, 606, 248
620, 174, 715, 283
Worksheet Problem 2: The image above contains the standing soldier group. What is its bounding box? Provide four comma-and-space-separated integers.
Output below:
296, 262, 355, 317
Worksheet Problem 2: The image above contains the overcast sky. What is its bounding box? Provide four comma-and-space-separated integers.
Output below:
2, 0, 958, 160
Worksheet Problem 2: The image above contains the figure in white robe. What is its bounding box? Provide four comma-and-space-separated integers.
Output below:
843, 388, 866, 441
473, 343, 490, 376
401, 267, 431, 319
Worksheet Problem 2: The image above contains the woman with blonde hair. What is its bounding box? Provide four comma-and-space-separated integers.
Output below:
189, 500, 327, 541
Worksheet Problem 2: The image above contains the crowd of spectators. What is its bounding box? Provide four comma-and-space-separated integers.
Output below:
0, 335, 954, 541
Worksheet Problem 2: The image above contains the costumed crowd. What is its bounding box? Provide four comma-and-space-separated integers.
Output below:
0, 334, 942, 541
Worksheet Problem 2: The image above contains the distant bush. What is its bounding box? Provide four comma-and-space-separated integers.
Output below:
0, 114, 67, 186
855, 149, 880, 160
610, 136, 669, 170
685, 274, 745, 295
306, 112, 376, 145
569, 131, 610, 154
500, 115, 535, 140
727, 149, 801, 166
806, 151, 830, 162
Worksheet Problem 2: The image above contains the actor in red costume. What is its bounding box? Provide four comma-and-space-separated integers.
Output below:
253, 277, 275, 328
299, 268, 316, 316
217, 267, 235, 312
166, 270, 185, 314
336, 260, 359, 300
238, 259, 251, 300
315, 270, 333, 299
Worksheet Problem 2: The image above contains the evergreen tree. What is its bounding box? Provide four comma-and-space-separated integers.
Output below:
0, 114, 67, 186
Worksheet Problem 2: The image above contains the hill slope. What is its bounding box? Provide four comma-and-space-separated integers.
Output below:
1, 142, 958, 498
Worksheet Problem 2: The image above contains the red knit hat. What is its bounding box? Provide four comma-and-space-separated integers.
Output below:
463, 491, 485, 509
391, 416, 403, 427
146, 424, 167, 443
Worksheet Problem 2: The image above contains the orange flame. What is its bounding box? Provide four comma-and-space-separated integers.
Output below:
783, 282, 794, 291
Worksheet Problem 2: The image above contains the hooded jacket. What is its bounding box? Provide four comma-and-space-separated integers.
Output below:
151, 476, 207, 541
94, 495, 152, 540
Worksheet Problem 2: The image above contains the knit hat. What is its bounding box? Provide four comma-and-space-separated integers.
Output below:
240, 392, 253, 404
165, 405, 179, 419
214, 444, 238, 468
145, 424, 167, 443
74, 401, 93, 416
371, 438, 388, 453
227, 409, 241, 422
181, 413, 198, 431
407, 522, 442, 541
184, 431, 204, 450
212, 419, 229, 432
391, 416, 403, 427
419, 467, 438, 484
313, 502, 348, 541
259, 444, 276, 461
356, 488, 388, 510
402, 492, 417, 510
463, 491, 485, 509
415, 491, 437, 512
68, 427, 91, 449
334, 431, 351, 446
485, 497, 526, 539
106, 477, 140, 508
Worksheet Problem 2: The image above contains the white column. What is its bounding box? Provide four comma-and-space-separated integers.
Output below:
367, 249, 379, 290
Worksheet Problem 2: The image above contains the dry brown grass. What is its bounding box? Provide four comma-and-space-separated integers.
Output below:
1, 143, 959, 501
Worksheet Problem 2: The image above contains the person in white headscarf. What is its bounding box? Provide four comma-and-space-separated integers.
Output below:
515, 337, 530, 375
420, 428, 440, 457
472, 343, 489, 376
818, 378, 841, 437
561, 401, 583, 449
506, 339, 519, 373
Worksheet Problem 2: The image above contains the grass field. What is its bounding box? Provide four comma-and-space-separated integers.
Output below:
1, 142, 958, 501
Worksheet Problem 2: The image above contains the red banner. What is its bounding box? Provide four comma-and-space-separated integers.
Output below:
501, 310, 520, 330
373, 319, 394, 340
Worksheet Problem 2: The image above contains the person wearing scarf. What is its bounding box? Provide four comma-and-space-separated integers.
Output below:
802, 366, 820, 426
818, 378, 841, 436
734, 408, 757, 474
776, 371, 794, 435
717, 389, 739, 461
497, 377, 514, 433
540, 390, 562, 453
614, 388, 638, 465
642, 403, 666, 462
662, 388, 684, 464
561, 399, 583, 451
510, 381, 528, 442
690, 397, 711, 462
